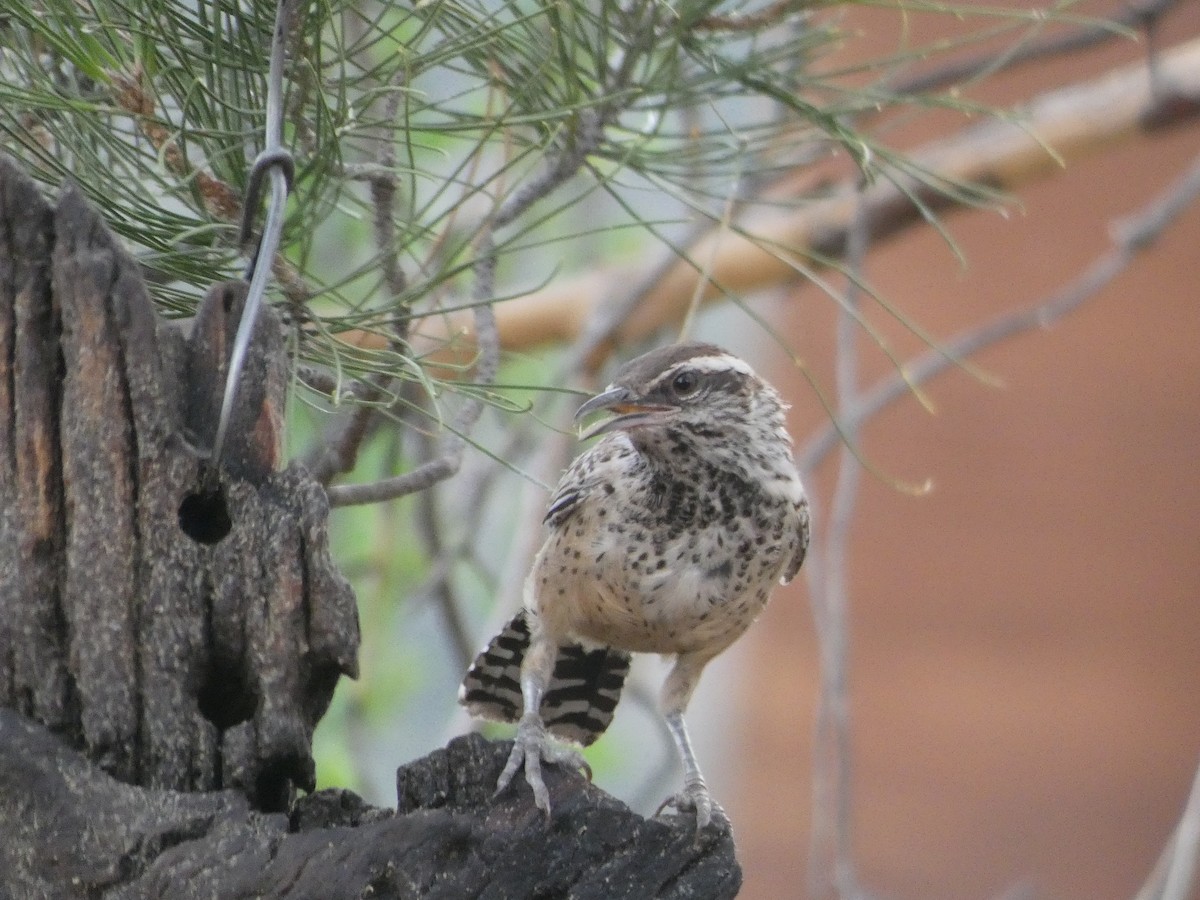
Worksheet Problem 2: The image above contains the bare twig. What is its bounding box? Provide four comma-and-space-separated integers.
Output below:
325, 291, 500, 507
109, 51, 316, 311
109, 66, 241, 221
1135, 755, 1200, 900
295, 365, 373, 400
493, 110, 606, 231
806, 194, 871, 900
282, 0, 319, 159
305, 68, 412, 485
796, 145, 1200, 900
326, 451, 457, 506
326, 227, 501, 507
305, 376, 390, 484
798, 150, 1200, 474
371, 72, 412, 309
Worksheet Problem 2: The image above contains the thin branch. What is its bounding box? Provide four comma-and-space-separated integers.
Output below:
1135, 755, 1200, 900
109, 66, 241, 221
295, 365, 372, 400
485, 0, 661, 236
371, 72, 412, 309
108, 53, 316, 310
305, 68, 412, 485
326, 451, 457, 506
890, 0, 1186, 97
305, 375, 390, 484
798, 149, 1200, 474
806, 193, 871, 900
325, 289, 500, 507
492, 110, 606, 232
794, 145, 1200, 900
326, 0, 678, 505
424, 36, 1200, 360
326, 233, 501, 506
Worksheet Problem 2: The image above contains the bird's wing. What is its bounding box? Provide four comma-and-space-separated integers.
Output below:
544, 483, 586, 528
781, 495, 811, 584
543, 449, 608, 528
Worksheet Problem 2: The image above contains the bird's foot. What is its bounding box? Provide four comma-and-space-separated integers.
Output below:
495, 712, 591, 819
655, 777, 723, 833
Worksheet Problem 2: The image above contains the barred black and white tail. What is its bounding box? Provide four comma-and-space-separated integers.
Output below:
458, 611, 630, 746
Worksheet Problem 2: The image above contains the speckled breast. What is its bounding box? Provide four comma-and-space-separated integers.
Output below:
565, 464, 796, 655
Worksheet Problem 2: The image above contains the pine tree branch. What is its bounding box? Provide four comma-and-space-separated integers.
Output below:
889, 0, 1185, 97
419, 36, 1200, 368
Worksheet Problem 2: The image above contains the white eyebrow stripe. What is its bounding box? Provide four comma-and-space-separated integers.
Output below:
671, 354, 757, 378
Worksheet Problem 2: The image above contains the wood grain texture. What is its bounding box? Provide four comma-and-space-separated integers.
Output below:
0, 155, 358, 807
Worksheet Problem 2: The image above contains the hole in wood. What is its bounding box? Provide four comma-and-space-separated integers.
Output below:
255, 765, 297, 814
197, 667, 256, 731
178, 487, 232, 544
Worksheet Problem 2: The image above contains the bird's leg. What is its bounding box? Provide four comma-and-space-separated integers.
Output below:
494, 627, 588, 818
654, 652, 721, 831
660, 709, 714, 829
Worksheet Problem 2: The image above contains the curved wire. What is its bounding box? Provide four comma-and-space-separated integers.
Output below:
207, 0, 295, 469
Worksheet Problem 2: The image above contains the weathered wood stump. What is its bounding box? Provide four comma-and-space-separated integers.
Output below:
1, 712, 739, 898
0, 153, 359, 809
0, 155, 740, 898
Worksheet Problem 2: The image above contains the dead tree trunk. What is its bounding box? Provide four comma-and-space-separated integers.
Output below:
0, 152, 359, 810
0, 156, 741, 898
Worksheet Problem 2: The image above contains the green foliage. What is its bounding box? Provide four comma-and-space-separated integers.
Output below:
1, 0, 1091, 396
1, 0, 1101, 805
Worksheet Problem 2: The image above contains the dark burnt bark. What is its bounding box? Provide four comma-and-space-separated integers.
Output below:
0, 154, 359, 809
0, 155, 740, 898
1, 712, 738, 899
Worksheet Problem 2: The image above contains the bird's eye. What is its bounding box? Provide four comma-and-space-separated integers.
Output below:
671, 370, 700, 397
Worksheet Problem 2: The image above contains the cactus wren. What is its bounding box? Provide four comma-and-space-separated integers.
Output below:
460, 342, 810, 828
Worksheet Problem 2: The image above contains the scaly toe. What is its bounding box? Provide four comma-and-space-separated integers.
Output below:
495, 714, 589, 819
655, 779, 716, 832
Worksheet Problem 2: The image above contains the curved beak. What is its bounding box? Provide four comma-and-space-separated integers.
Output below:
574, 387, 674, 441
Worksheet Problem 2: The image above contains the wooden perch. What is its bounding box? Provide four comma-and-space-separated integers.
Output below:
0, 157, 739, 896
422, 36, 1200, 368
0, 710, 738, 898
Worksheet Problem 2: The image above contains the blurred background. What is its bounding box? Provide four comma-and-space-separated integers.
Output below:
299, 4, 1200, 898
5, 0, 1198, 897
730, 5, 1200, 898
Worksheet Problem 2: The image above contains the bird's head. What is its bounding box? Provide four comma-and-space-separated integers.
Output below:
575, 342, 787, 445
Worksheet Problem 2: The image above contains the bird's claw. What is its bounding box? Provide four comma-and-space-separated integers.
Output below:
655, 777, 719, 833
495, 713, 589, 819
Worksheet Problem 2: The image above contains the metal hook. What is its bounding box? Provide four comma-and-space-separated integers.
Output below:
239, 148, 295, 263
206, 0, 297, 472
